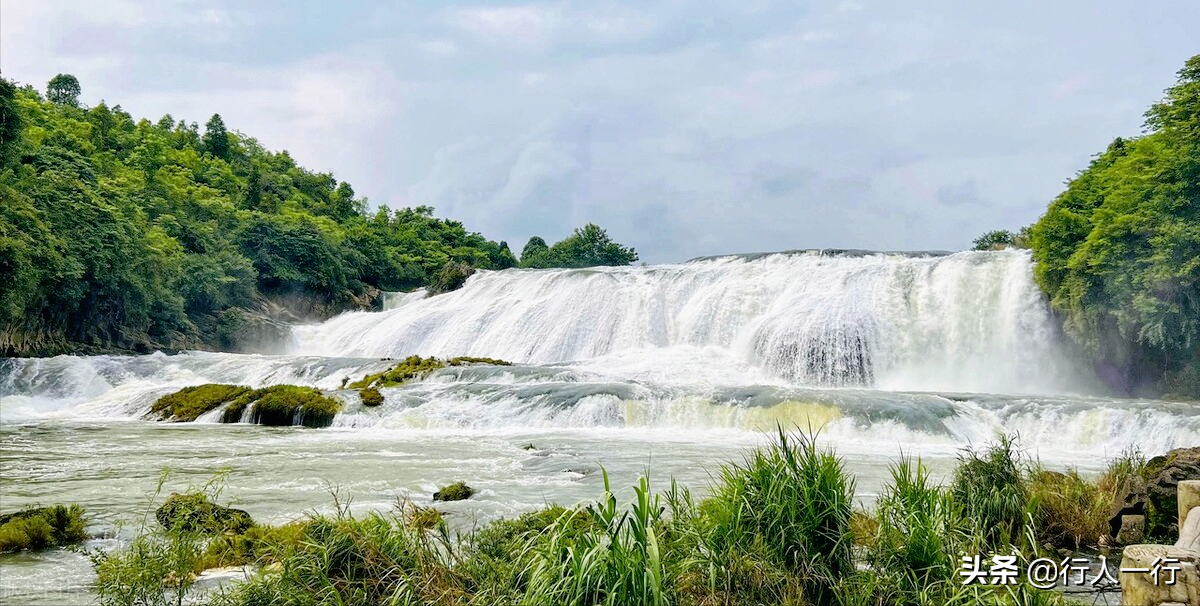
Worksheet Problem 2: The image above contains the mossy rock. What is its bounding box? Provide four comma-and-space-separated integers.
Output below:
0, 505, 88, 553
149, 384, 252, 422
428, 261, 476, 295
156, 493, 254, 535
221, 385, 343, 427
433, 481, 476, 502
359, 387, 384, 407
348, 355, 513, 390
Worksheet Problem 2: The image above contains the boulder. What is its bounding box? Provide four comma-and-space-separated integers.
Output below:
1178, 480, 1200, 528
1117, 514, 1146, 545
1110, 474, 1149, 539
156, 493, 253, 535
1178, 506, 1200, 552
1148, 447, 1200, 539
1120, 545, 1199, 606
433, 481, 475, 502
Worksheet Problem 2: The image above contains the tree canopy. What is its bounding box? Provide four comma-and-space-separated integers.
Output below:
1028, 54, 1200, 397
0, 75, 549, 355
519, 224, 638, 269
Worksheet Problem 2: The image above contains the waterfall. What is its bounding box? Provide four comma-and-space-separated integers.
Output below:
294, 249, 1087, 395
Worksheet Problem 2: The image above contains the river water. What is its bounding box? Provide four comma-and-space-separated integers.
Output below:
1, 250, 1197, 604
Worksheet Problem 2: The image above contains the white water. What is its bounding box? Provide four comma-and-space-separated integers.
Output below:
1, 249, 1197, 604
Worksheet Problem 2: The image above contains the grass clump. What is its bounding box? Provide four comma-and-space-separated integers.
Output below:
0, 505, 88, 553
349, 355, 512, 389
950, 434, 1029, 551
434, 481, 476, 502
156, 492, 253, 535
220, 385, 342, 427
359, 386, 384, 407
149, 384, 252, 422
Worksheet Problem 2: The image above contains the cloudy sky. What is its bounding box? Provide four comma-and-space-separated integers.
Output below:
2, 1, 1196, 262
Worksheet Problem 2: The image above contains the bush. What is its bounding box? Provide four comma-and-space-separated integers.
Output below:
428, 261, 476, 294
0, 504, 88, 552
348, 355, 512, 390
359, 386, 384, 407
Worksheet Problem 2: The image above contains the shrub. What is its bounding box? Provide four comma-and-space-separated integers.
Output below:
428, 260, 476, 294
0, 504, 87, 552
348, 355, 512, 390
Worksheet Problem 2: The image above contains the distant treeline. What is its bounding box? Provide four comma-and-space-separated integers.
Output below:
974, 55, 1199, 397
0, 75, 637, 356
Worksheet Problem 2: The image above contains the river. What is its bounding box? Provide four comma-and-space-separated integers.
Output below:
2, 249, 1197, 604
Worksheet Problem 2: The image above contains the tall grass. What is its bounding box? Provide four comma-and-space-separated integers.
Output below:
949, 434, 1030, 551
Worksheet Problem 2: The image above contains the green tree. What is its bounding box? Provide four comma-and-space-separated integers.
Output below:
1029, 54, 1200, 397
519, 236, 551, 268
203, 113, 230, 160
546, 223, 638, 268
46, 74, 81, 107
0, 78, 21, 166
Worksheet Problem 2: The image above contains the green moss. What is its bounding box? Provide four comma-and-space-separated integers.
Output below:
433, 481, 476, 502
0, 505, 88, 553
149, 384, 252, 422
197, 385, 344, 427
348, 355, 513, 389
156, 492, 254, 535
359, 387, 384, 407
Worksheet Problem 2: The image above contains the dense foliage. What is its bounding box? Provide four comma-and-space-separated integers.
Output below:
0, 75, 524, 355
518, 223, 639, 269
1028, 55, 1200, 397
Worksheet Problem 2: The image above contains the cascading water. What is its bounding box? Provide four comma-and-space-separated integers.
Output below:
294, 249, 1085, 394
2, 249, 1197, 604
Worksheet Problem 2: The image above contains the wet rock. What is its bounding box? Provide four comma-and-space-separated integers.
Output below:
156, 493, 253, 535
433, 482, 475, 502
1109, 475, 1149, 539
1148, 447, 1200, 539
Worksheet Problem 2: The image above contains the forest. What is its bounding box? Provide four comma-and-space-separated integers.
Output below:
977, 55, 1200, 397
0, 75, 636, 356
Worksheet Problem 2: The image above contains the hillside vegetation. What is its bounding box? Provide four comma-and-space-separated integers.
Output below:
0, 75, 637, 356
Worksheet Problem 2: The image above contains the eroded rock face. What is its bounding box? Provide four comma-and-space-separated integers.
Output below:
1148, 447, 1200, 539
1111, 475, 1150, 540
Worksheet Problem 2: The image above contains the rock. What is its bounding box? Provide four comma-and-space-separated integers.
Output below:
1120, 545, 1200, 606
433, 481, 475, 502
1148, 447, 1200, 539
156, 493, 253, 535
1178, 506, 1200, 552
1178, 480, 1200, 528
1110, 474, 1149, 539
1118, 514, 1147, 545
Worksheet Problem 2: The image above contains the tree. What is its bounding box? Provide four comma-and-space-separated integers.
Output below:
203, 113, 230, 160
0, 78, 21, 166
519, 236, 551, 268
46, 74, 81, 107
546, 223, 638, 268
1029, 53, 1200, 397
972, 230, 1015, 250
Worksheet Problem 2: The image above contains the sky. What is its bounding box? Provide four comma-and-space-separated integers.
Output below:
2, 1, 1197, 263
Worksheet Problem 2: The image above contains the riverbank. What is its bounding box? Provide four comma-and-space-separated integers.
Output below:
81, 432, 1171, 606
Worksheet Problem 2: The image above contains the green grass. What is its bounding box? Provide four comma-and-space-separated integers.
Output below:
359, 386, 384, 407
0, 505, 88, 553
94, 431, 1118, 606
433, 482, 475, 502
950, 434, 1030, 551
